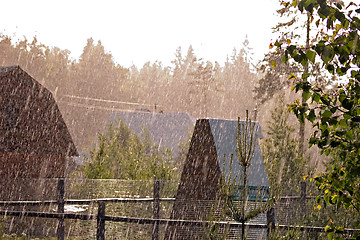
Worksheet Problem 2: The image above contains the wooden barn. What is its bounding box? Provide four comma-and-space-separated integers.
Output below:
165, 118, 270, 239
0, 65, 78, 200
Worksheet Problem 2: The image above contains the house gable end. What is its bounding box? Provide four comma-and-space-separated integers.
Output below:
175, 119, 221, 201
0, 66, 77, 156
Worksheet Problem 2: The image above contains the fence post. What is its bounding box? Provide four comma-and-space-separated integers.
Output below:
57, 178, 65, 240
300, 181, 307, 219
266, 207, 275, 237
97, 201, 106, 240
152, 180, 160, 240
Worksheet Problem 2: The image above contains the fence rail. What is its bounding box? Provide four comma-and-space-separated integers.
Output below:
0, 209, 359, 234
0, 197, 175, 206
0, 179, 359, 240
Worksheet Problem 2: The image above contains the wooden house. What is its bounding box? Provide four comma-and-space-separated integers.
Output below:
0, 66, 78, 200
165, 118, 270, 239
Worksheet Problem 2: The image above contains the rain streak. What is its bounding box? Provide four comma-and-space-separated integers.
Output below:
0, 1, 359, 239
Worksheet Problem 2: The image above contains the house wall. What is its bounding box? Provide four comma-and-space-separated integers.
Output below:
165, 119, 222, 240
0, 72, 75, 156
174, 119, 221, 202
0, 151, 65, 178
0, 151, 65, 200
0, 66, 77, 200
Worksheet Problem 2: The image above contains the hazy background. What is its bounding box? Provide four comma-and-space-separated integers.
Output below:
0, 0, 280, 68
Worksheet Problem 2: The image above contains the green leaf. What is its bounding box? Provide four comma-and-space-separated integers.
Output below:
315, 41, 326, 55
324, 149, 331, 156
341, 99, 353, 110
287, 45, 297, 54
335, 226, 344, 233
298, 0, 305, 11
339, 119, 347, 128
302, 90, 311, 100
302, 73, 311, 79
319, 5, 331, 17
351, 70, 359, 78
343, 114, 352, 120
282, 52, 289, 63
321, 45, 335, 63
308, 109, 316, 122
327, 18, 334, 28
271, 61, 276, 68
339, 90, 346, 99
345, 129, 354, 140
305, 2, 315, 12
334, 11, 345, 22
323, 110, 332, 119
306, 50, 316, 63
274, 41, 282, 47
336, 66, 348, 76
326, 64, 335, 74
313, 92, 321, 103
320, 95, 330, 105
288, 73, 297, 80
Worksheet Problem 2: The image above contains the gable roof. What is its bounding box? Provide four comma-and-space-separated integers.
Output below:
168, 118, 269, 239
0, 65, 78, 156
207, 118, 269, 187
107, 111, 196, 156
175, 118, 269, 202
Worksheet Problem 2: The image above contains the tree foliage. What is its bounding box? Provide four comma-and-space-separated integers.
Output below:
277, 0, 360, 236
255, 0, 331, 104
81, 119, 175, 181
72, 38, 129, 100
255, 0, 306, 104
221, 40, 257, 119
0, 34, 72, 95
262, 95, 309, 195
0, 35, 130, 100
0, 33, 258, 121
214, 111, 275, 240
166, 43, 257, 119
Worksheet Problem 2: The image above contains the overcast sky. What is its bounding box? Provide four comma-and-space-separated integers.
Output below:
0, 0, 280, 68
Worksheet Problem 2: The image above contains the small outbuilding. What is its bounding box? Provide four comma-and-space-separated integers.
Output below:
0, 66, 78, 200
165, 118, 270, 239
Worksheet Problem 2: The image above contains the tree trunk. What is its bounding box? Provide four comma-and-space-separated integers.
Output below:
241, 166, 248, 240
299, 12, 311, 153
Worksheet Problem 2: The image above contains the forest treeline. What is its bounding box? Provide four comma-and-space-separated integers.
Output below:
0, 34, 258, 120
2, 0, 359, 237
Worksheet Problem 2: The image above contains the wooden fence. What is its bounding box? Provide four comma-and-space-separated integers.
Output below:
0, 179, 359, 240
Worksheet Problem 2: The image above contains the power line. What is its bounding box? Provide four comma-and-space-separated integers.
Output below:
62, 95, 158, 107
58, 100, 141, 112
